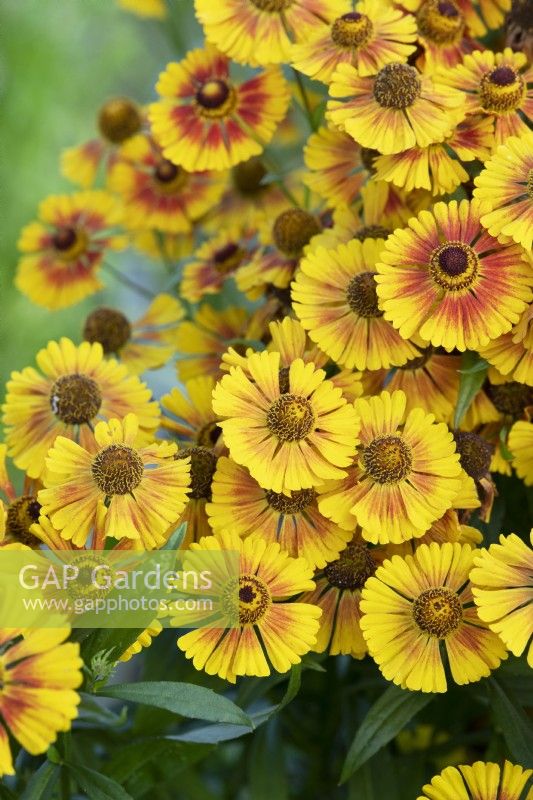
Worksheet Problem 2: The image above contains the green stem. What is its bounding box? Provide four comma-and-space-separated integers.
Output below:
60, 766, 70, 800
292, 68, 317, 131
155, 230, 174, 274
261, 153, 300, 208
103, 261, 156, 300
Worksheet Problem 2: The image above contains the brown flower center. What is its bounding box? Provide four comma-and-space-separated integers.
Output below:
273, 209, 321, 256
152, 159, 188, 193
373, 63, 421, 109
232, 158, 267, 195
454, 431, 493, 480
363, 434, 412, 483
331, 12, 374, 48
238, 575, 271, 625
353, 224, 391, 241
196, 79, 236, 118
83, 307, 132, 354
486, 380, 533, 418
52, 227, 88, 260
6, 496, 42, 547
429, 242, 479, 291
175, 446, 216, 500
49, 373, 102, 425
265, 487, 316, 514
324, 541, 377, 590
360, 148, 379, 173
97, 97, 142, 144
417, 0, 464, 44
480, 66, 524, 113
213, 242, 244, 273
346, 271, 383, 318
92, 444, 144, 495
249, 0, 293, 10
412, 587, 462, 637
196, 420, 221, 448
526, 168, 533, 199
278, 366, 290, 394
399, 347, 433, 371
266, 394, 315, 441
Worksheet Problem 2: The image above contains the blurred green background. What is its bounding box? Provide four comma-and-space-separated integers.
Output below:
0, 0, 201, 392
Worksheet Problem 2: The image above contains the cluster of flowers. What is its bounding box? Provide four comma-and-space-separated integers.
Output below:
2, 0, 532, 793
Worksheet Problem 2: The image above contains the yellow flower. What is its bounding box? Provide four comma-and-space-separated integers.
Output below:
418, 760, 532, 800
161, 376, 221, 449
479, 306, 533, 387
303, 126, 372, 208
38, 414, 190, 549
16, 191, 125, 310
509, 420, 533, 485
119, 620, 164, 662
0, 628, 82, 777
471, 531, 533, 667
402, 0, 482, 73
212, 350, 360, 494
2, 338, 160, 480
385, 348, 460, 425
176, 530, 321, 682
319, 390, 462, 544
360, 542, 507, 692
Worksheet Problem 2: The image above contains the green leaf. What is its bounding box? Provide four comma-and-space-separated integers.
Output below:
340, 684, 433, 783
249, 718, 289, 800
98, 681, 252, 727
454, 352, 489, 427
488, 677, 533, 767
105, 738, 211, 783
161, 522, 188, 550
20, 760, 59, 800
65, 763, 133, 800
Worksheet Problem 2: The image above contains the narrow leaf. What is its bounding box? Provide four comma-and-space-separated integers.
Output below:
249, 719, 289, 800
20, 760, 59, 800
65, 763, 133, 800
454, 352, 488, 427
340, 684, 433, 783
488, 677, 533, 767
98, 681, 252, 727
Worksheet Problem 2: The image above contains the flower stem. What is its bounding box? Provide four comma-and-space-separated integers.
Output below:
103, 261, 156, 300
292, 68, 317, 131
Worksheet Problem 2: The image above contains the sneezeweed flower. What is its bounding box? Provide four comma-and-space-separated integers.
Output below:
455, 0, 511, 37
375, 199, 533, 352
0, 445, 42, 549
0, 628, 83, 777
2, 338, 160, 480
303, 127, 373, 208
373, 115, 494, 196
213, 350, 360, 494
82, 294, 184, 374
16, 191, 125, 310
207, 456, 352, 568
471, 532, 533, 667
327, 61, 465, 155
161, 376, 222, 449
360, 542, 507, 692
174, 445, 219, 546
149, 47, 291, 172
292, 239, 419, 371
62, 97, 143, 188
132, 230, 195, 263
291, 1, 417, 83
194, 0, 347, 67
318, 390, 462, 544
440, 48, 533, 148
181, 225, 257, 303
508, 420, 533, 485
402, 0, 481, 72
119, 620, 164, 663
117, 0, 166, 17
479, 306, 533, 387
107, 134, 226, 234
39, 414, 190, 548
385, 348, 460, 425
176, 531, 321, 681
474, 131, 533, 251
418, 760, 532, 800
299, 533, 388, 658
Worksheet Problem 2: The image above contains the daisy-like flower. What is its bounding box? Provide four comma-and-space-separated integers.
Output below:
401, 0, 481, 73
509, 420, 533, 485
0, 628, 82, 777
181, 225, 257, 303
318, 390, 462, 544
471, 532, 533, 667
176, 530, 321, 682
418, 760, 532, 800
119, 620, 164, 663
174, 445, 219, 546
474, 131, 533, 251
327, 61, 465, 155
440, 48, 533, 148
373, 115, 494, 196
386, 348, 460, 425
360, 542, 507, 692
107, 133, 226, 234
292, 239, 419, 372
16, 191, 124, 310
300, 533, 388, 658
2, 338, 160, 480
38, 414, 190, 548
62, 97, 143, 188
149, 47, 290, 172
82, 294, 183, 374
161, 376, 221, 448
0, 445, 42, 549
194, 0, 347, 67
117, 0, 166, 17
207, 456, 352, 568
455, 0, 511, 37
291, 1, 417, 83
479, 307, 533, 387
212, 350, 360, 494
375, 199, 533, 352
303, 127, 373, 208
